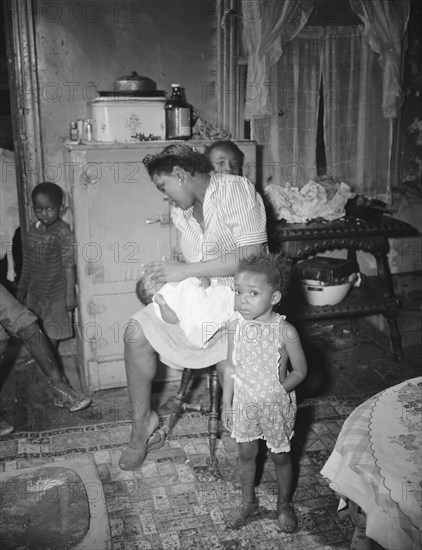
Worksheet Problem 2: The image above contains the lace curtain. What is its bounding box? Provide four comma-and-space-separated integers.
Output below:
323, 26, 391, 200
350, 0, 411, 118
241, 0, 410, 200
241, 0, 314, 118
253, 26, 391, 199
253, 27, 322, 187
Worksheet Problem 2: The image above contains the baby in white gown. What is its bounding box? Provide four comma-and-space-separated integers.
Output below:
136, 273, 234, 348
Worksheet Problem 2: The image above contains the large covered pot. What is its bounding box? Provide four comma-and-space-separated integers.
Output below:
114, 72, 157, 93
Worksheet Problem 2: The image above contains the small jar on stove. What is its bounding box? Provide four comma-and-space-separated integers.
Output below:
69, 121, 78, 141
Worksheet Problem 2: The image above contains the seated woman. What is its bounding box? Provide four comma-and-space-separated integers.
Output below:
119, 143, 267, 471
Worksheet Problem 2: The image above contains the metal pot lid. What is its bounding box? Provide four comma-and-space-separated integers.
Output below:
115, 71, 157, 90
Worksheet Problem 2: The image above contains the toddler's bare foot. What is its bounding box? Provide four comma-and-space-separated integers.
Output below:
226, 500, 259, 529
276, 501, 298, 533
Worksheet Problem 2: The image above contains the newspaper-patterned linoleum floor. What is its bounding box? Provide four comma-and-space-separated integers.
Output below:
1, 320, 420, 549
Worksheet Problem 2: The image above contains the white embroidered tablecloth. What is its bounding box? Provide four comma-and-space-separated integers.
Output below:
321, 377, 422, 550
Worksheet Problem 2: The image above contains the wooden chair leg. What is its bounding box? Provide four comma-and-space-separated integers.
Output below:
206, 366, 222, 467
167, 368, 194, 435
168, 366, 222, 467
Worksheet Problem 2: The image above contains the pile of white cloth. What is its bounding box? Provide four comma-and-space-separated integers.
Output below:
265, 180, 355, 223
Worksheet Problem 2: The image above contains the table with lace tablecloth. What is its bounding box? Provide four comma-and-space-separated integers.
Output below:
321, 377, 422, 550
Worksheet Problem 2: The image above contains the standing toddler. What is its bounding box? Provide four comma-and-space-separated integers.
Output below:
223, 255, 307, 532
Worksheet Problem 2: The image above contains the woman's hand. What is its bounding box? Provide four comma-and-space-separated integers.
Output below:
198, 276, 211, 288
142, 260, 188, 284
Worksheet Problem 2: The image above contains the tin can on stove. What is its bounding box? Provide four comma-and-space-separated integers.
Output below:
77, 119, 84, 143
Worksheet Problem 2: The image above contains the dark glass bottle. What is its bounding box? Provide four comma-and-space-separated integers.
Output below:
69, 121, 78, 141
165, 84, 192, 140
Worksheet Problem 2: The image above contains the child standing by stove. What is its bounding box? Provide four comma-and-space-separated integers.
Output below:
16, 181, 80, 405
17, 182, 75, 347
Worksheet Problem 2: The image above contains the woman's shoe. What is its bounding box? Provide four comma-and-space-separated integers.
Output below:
276, 501, 298, 533
119, 411, 166, 471
226, 499, 259, 529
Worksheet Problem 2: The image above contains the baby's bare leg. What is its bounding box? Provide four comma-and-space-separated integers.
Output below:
154, 294, 180, 324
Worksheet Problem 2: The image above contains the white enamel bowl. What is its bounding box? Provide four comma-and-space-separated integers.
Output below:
300, 279, 353, 306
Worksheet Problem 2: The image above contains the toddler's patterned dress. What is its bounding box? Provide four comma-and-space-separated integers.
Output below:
231, 313, 297, 453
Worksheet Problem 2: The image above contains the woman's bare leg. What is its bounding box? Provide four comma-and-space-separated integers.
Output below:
119, 320, 163, 469
124, 319, 157, 443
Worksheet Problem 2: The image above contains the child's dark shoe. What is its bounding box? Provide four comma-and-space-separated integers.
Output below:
0, 416, 14, 437
277, 501, 298, 533
226, 499, 259, 529
49, 381, 92, 412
